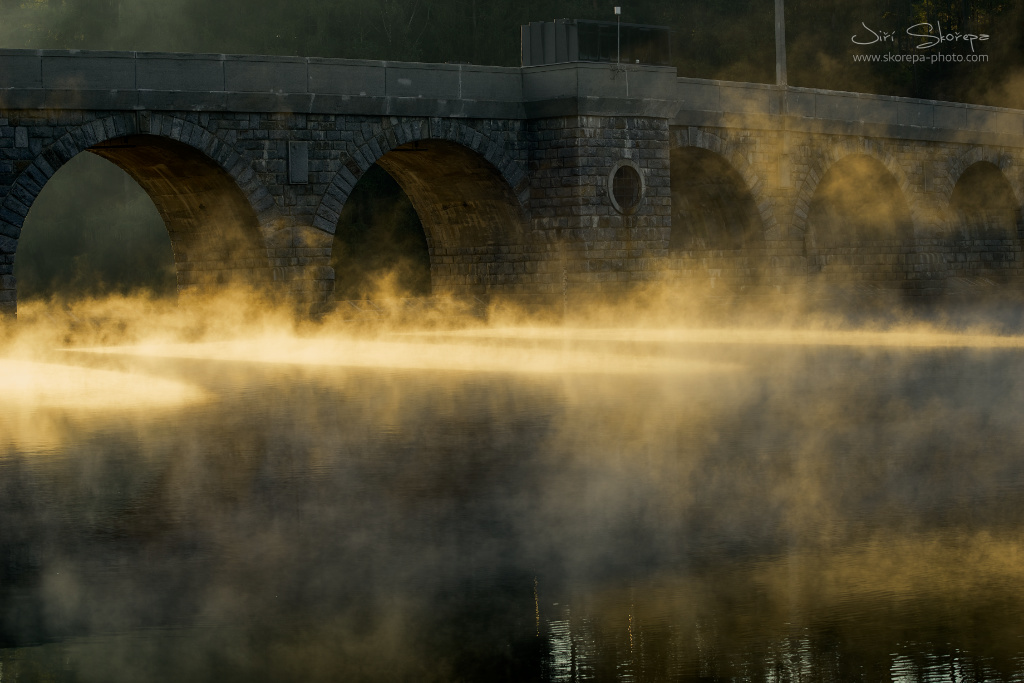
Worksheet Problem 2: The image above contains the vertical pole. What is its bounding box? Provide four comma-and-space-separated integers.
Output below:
560, 236, 568, 320
775, 0, 787, 86
614, 6, 621, 65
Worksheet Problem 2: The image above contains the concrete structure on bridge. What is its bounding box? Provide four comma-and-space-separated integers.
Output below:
2, 48, 1024, 316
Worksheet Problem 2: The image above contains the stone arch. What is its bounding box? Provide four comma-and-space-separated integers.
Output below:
669, 128, 777, 238
314, 118, 530, 239
669, 145, 765, 251
792, 140, 919, 236
315, 118, 530, 296
942, 148, 1022, 226
797, 144, 920, 289
0, 113, 277, 313
943, 147, 1018, 201
939, 149, 1023, 281
946, 159, 1019, 244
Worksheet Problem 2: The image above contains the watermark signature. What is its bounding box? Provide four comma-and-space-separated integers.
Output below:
851, 21, 989, 53
852, 52, 989, 64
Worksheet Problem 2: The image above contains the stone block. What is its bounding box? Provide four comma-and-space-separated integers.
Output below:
814, 92, 897, 125
224, 92, 313, 113
308, 59, 385, 97
898, 101, 933, 127
45, 89, 139, 109
675, 79, 720, 112
0, 52, 42, 88
964, 108, 1023, 136
139, 90, 227, 111
386, 63, 460, 100
137, 53, 225, 91
41, 52, 135, 90
933, 104, 966, 130
225, 56, 307, 94
460, 66, 523, 102
719, 82, 772, 115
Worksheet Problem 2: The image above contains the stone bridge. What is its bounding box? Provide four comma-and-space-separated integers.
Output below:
2, 48, 1024, 316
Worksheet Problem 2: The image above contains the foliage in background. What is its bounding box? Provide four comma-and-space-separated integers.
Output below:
1, 0, 1021, 105
786, 0, 1024, 106
16, 153, 176, 299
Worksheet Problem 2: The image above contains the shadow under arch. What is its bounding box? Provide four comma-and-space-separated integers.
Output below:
376, 139, 525, 251
946, 160, 1022, 282
325, 131, 529, 299
90, 135, 269, 291
669, 146, 765, 251
669, 128, 776, 234
806, 153, 913, 246
803, 153, 915, 289
948, 161, 1021, 240
1, 116, 275, 316
330, 164, 431, 300
666, 139, 770, 292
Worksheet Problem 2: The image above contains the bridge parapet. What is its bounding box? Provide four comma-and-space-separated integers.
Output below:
0, 49, 526, 118
3, 48, 1023, 142
0, 49, 687, 121
675, 76, 1024, 145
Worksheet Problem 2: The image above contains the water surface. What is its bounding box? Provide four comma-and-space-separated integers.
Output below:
2, 329, 1024, 682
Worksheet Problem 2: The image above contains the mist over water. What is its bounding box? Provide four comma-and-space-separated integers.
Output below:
4, 0, 1024, 678
3, 291, 1024, 681
8, 113, 1024, 683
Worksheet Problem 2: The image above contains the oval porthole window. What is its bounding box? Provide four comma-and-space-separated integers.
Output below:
608, 161, 644, 215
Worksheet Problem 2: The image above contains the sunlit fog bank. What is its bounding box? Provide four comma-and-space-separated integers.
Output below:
5, 210, 1024, 681
5, 0, 1024, 679
5, 283, 1024, 680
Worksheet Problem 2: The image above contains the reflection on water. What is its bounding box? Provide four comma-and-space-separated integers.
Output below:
2, 329, 1024, 682
73, 335, 739, 375
0, 360, 206, 453
0, 360, 205, 412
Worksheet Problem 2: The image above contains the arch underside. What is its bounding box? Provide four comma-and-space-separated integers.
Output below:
671, 147, 764, 251
368, 140, 526, 295
806, 154, 916, 288
945, 161, 1022, 280
949, 162, 1020, 240
668, 146, 767, 291
807, 155, 913, 246
89, 135, 269, 290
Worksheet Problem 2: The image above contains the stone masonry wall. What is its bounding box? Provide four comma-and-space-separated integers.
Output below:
525, 115, 671, 300
0, 110, 533, 315
663, 125, 1024, 295
3, 102, 1024, 318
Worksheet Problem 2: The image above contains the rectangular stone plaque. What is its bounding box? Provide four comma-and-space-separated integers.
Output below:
288, 141, 308, 184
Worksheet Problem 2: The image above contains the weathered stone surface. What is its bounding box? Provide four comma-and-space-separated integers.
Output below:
1, 50, 1023, 317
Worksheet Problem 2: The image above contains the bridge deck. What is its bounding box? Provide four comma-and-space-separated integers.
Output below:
1, 49, 1022, 146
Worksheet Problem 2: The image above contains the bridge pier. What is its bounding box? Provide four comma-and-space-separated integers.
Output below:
526, 115, 672, 300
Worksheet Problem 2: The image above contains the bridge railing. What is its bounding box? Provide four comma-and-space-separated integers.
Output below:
675, 76, 1024, 143
1, 48, 1023, 143
0, 49, 525, 117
